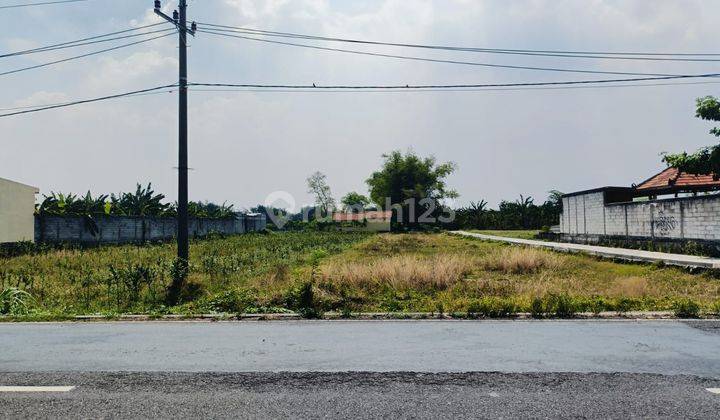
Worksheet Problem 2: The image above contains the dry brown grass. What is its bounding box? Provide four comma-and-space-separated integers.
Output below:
481, 247, 563, 274
610, 276, 649, 298
358, 234, 436, 255
320, 254, 477, 289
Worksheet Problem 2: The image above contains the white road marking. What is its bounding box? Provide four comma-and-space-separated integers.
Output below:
0, 386, 76, 392
707, 388, 720, 394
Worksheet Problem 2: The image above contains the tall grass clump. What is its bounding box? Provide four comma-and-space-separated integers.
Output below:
321, 254, 476, 290
482, 247, 562, 274
672, 298, 701, 318
0, 288, 34, 315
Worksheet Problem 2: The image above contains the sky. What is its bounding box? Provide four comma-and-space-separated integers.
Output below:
1, 0, 720, 211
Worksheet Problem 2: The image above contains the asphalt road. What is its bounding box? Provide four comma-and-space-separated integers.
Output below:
1, 320, 719, 375
1, 320, 719, 419
1, 372, 719, 419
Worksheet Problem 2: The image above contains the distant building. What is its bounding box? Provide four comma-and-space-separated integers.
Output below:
0, 177, 39, 243
333, 211, 392, 232
559, 167, 720, 243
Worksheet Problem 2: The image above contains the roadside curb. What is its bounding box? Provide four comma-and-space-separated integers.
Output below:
450, 231, 720, 270
3, 311, 719, 322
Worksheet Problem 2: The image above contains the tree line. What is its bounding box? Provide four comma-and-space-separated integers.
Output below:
253, 150, 563, 231
450, 192, 563, 231
36, 183, 237, 220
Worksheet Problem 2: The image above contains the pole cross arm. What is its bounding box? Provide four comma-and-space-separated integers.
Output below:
154, 3, 196, 36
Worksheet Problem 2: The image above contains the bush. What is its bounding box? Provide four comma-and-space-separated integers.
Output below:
529, 293, 577, 318
672, 298, 701, 318
285, 281, 323, 319
205, 289, 257, 313
548, 293, 576, 317
0, 288, 34, 315
467, 297, 516, 318
530, 297, 545, 318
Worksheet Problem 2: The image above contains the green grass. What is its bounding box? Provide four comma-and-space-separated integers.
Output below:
2, 231, 719, 319
470, 230, 540, 240
0, 231, 370, 317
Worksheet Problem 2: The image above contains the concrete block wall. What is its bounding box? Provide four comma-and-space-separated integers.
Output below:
560, 192, 720, 241
561, 192, 604, 235
35, 214, 266, 244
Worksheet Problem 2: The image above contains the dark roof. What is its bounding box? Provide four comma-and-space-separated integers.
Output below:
635, 167, 720, 194
561, 187, 633, 199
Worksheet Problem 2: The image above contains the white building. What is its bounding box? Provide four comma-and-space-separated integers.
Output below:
0, 177, 39, 243
560, 168, 720, 242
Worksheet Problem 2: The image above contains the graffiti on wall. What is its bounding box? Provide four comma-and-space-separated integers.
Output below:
652, 211, 678, 236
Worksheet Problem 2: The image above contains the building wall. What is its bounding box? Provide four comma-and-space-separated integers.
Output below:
0, 179, 38, 244
561, 192, 604, 235
560, 192, 720, 241
339, 220, 391, 232
35, 214, 266, 244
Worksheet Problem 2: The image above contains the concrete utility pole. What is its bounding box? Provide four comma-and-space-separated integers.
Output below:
153, 0, 196, 303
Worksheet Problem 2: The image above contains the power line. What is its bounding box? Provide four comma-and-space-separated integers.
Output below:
0, 0, 88, 9
189, 73, 720, 91
187, 79, 720, 93
0, 32, 174, 77
0, 88, 176, 112
0, 84, 177, 117
197, 22, 720, 61
196, 29, 684, 78
0, 26, 175, 59
5, 76, 717, 116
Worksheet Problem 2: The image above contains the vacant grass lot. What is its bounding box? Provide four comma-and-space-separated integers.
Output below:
1, 232, 719, 318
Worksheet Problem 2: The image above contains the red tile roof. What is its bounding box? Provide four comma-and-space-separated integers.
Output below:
332, 211, 392, 222
636, 167, 720, 191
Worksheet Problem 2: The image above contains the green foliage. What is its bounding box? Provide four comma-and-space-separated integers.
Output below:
106, 263, 162, 311
467, 297, 516, 318
454, 191, 563, 230
188, 201, 236, 219
0, 288, 34, 315
672, 298, 701, 318
307, 171, 336, 214
341, 191, 371, 211
285, 281, 323, 319
366, 150, 457, 228
37, 183, 235, 220
204, 289, 258, 313
528, 293, 577, 318
662, 96, 720, 177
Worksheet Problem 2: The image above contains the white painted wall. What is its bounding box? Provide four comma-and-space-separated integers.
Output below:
0, 178, 38, 243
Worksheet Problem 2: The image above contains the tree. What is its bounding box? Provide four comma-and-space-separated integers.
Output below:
306, 171, 336, 215
366, 150, 457, 228
340, 192, 370, 212
663, 96, 720, 178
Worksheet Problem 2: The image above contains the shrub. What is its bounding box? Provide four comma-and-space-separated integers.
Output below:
530, 297, 545, 318
285, 281, 323, 319
529, 293, 577, 318
547, 293, 576, 317
586, 296, 609, 315
205, 289, 257, 313
614, 297, 638, 314
0, 288, 34, 315
673, 298, 701, 318
467, 297, 516, 318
